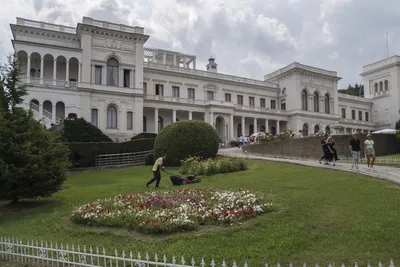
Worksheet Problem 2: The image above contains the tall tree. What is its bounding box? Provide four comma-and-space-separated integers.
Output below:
0, 54, 70, 203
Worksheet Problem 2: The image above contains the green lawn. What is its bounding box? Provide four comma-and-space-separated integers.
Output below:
1, 161, 400, 266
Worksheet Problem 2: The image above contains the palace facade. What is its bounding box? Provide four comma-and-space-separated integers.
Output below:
9, 17, 399, 142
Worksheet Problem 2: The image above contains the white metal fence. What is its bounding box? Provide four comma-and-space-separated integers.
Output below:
0, 237, 396, 267
95, 150, 153, 168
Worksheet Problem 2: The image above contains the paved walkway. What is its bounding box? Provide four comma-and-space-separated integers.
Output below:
218, 147, 400, 185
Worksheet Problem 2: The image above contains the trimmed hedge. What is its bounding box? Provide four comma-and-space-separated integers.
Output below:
145, 152, 155, 166
131, 132, 157, 141
68, 138, 155, 167
62, 118, 112, 142
154, 120, 219, 166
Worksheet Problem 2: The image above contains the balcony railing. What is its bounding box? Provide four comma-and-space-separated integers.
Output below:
82, 17, 144, 34
339, 118, 376, 126
143, 62, 278, 88
20, 77, 78, 89
16, 18, 76, 34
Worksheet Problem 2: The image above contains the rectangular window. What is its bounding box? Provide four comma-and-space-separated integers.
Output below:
155, 84, 164, 95
341, 108, 346, 119
188, 88, 195, 99
249, 97, 255, 107
123, 69, 130, 88
95, 66, 102, 84
143, 82, 147, 95
225, 93, 231, 102
270, 100, 276, 109
358, 111, 362, 121
281, 99, 286, 110
260, 98, 266, 108
237, 95, 243, 105
365, 112, 369, 122
91, 108, 98, 127
207, 91, 214, 101
352, 110, 356, 120
127, 111, 133, 130
172, 86, 180, 98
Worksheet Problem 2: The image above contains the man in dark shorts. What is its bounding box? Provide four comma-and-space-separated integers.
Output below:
349, 133, 361, 170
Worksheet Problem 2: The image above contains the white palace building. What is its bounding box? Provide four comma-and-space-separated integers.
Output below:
8, 17, 400, 142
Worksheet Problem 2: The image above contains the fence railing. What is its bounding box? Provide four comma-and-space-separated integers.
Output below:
95, 150, 153, 168
0, 237, 395, 267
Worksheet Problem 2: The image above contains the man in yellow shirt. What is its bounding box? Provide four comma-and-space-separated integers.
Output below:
146, 154, 166, 189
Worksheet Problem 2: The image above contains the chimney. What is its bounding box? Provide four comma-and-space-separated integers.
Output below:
206, 58, 218, 73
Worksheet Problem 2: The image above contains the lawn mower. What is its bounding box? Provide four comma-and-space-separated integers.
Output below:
162, 169, 201, 186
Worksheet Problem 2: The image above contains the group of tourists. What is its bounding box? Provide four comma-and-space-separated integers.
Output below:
319, 132, 376, 169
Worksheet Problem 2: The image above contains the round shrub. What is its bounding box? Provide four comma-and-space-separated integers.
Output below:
154, 120, 219, 166
145, 152, 155, 166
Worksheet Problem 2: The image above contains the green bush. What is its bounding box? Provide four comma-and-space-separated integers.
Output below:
180, 156, 248, 176
62, 118, 112, 142
131, 132, 157, 141
68, 138, 155, 167
154, 120, 219, 166
145, 152, 155, 166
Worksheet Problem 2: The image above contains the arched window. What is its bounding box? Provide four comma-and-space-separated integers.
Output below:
384, 80, 389, 91
314, 125, 320, 134
324, 94, 330, 114
379, 81, 383, 91
158, 117, 163, 132
107, 104, 118, 128
107, 58, 119, 86
301, 90, 308, 111
325, 126, 331, 133
237, 123, 242, 137
302, 124, 309, 137
313, 92, 319, 112
374, 83, 378, 93
249, 124, 254, 135
143, 116, 147, 132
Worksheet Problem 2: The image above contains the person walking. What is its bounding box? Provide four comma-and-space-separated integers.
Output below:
364, 134, 376, 168
319, 133, 329, 164
239, 135, 244, 149
146, 154, 166, 189
349, 133, 361, 170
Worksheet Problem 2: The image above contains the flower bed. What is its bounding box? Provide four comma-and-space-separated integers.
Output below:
71, 188, 272, 234
180, 156, 248, 176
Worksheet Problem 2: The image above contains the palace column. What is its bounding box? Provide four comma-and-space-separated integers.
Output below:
241, 117, 245, 136
265, 119, 269, 133
154, 108, 159, 133
230, 114, 234, 140
188, 111, 192, 120
52, 104, 56, 123
53, 59, 57, 85
172, 109, 177, 123
254, 118, 257, 133
276, 120, 280, 135
26, 56, 31, 83
39, 56, 44, 84
65, 60, 70, 82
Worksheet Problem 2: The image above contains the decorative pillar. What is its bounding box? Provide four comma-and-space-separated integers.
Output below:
40, 57, 44, 84
241, 117, 245, 136
173, 55, 177, 67
265, 119, 269, 133
27, 56, 31, 80
119, 68, 123, 87
193, 59, 196, 70
276, 120, 280, 135
183, 56, 186, 68
65, 60, 70, 82
52, 105, 56, 123
163, 53, 166, 65
230, 114, 234, 140
130, 69, 134, 88
321, 97, 325, 114
53, 60, 57, 85
172, 109, 177, 123
188, 111, 192, 120
39, 104, 43, 119
210, 112, 214, 128
102, 64, 107, 85
78, 62, 81, 83
154, 108, 159, 133
254, 118, 258, 133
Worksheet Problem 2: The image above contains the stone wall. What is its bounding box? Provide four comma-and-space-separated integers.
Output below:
245, 134, 400, 159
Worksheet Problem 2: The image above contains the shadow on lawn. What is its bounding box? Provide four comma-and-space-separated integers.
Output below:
0, 199, 59, 218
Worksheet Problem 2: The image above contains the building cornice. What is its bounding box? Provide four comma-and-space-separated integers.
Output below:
267, 69, 341, 83
222, 88, 274, 98
338, 94, 373, 106
78, 86, 144, 98
12, 40, 82, 53
360, 62, 400, 76
10, 24, 78, 42
77, 23, 149, 44
144, 67, 280, 91
185, 83, 198, 87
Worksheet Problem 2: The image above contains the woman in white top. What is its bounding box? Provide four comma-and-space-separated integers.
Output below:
364, 134, 376, 168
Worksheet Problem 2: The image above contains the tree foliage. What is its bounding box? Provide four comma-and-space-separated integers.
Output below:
62, 118, 112, 142
0, 54, 70, 203
154, 120, 219, 166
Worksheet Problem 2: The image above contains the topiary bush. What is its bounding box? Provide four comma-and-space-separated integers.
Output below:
145, 152, 155, 166
62, 118, 112, 142
154, 120, 219, 166
131, 132, 157, 141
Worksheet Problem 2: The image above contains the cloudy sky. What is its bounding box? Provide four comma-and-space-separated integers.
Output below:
0, 0, 399, 89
